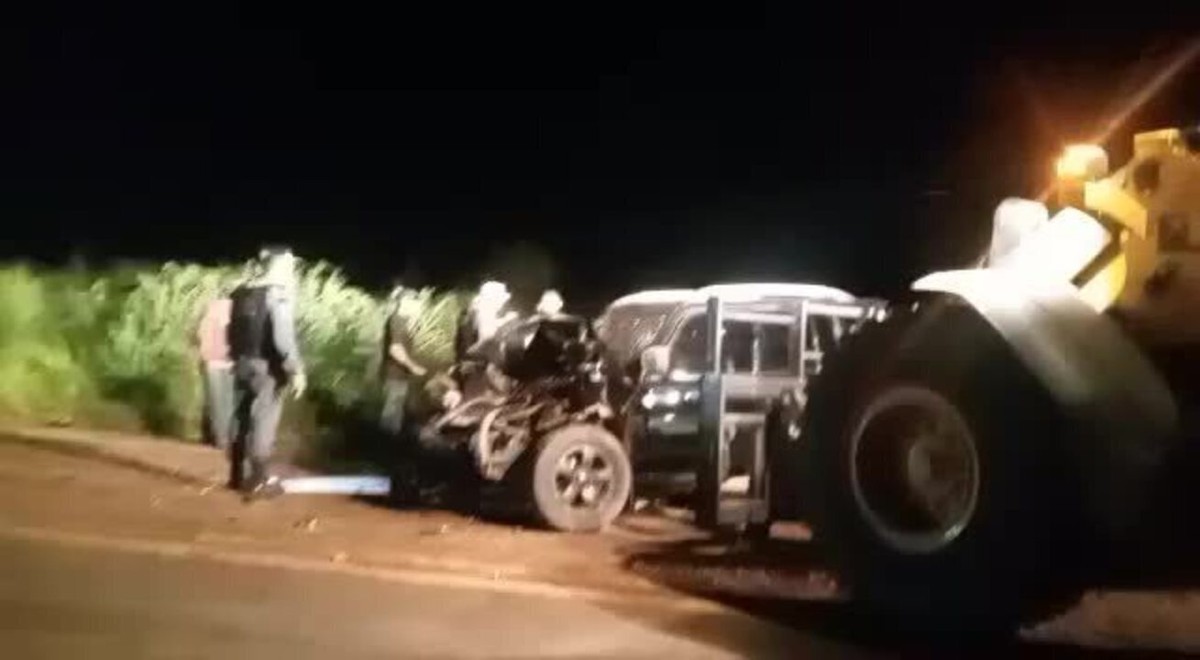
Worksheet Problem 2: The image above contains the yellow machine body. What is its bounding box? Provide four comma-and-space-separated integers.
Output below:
1053, 128, 1200, 346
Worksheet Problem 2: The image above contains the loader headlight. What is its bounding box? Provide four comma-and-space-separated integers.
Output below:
1055, 144, 1109, 181
641, 385, 700, 410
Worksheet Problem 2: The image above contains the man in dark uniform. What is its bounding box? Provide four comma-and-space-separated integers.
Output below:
227, 248, 307, 501
379, 287, 427, 439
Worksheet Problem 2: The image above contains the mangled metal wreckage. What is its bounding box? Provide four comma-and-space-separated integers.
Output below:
417, 313, 633, 532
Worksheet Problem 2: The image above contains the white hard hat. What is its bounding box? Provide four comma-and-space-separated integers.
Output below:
536, 289, 563, 315
257, 249, 296, 288
478, 281, 510, 302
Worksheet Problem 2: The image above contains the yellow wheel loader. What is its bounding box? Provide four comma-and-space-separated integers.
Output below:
805, 127, 1200, 635
694, 127, 1200, 636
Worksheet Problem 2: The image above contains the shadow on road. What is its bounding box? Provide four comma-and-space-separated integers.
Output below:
605, 535, 1200, 659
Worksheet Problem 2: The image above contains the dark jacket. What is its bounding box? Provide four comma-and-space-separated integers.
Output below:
227, 284, 304, 377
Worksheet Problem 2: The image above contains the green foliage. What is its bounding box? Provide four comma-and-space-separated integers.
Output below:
0, 266, 94, 420
293, 261, 385, 412
399, 287, 469, 369
92, 263, 240, 435
0, 260, 467, 455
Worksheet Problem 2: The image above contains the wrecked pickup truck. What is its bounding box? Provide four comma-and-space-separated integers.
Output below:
415, 313, 632, 532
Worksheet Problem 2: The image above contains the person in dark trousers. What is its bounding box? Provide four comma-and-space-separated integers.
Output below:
227, 248, 307, 501
379, 288, 427, 439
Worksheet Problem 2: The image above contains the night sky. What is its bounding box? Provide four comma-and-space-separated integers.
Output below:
2, 7, 1197, 308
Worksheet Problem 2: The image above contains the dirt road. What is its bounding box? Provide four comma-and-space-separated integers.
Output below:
1, 437, 1199, 656
1, 535, 861, 660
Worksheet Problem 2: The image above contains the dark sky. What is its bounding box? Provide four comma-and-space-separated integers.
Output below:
2, 6, 1197, 307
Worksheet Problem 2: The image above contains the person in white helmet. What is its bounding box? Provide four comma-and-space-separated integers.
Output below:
534, 289, 565, 318
454, 280, 518, 361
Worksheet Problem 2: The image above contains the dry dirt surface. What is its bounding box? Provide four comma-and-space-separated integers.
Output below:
2, 437, 1200, 656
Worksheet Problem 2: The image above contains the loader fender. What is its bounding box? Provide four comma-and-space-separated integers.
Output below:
912, 269, 1179, 535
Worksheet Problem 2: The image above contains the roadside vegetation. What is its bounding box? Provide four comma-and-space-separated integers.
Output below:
0, 260, 468, 469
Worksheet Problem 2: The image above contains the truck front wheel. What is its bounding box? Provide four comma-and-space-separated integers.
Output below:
529, 424, 632, 532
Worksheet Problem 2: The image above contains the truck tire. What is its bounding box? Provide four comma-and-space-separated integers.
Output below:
529, 424, 632, 532
803, 301, 1085, 637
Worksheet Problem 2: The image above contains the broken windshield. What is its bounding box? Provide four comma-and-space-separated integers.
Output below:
594, 303, 677, 366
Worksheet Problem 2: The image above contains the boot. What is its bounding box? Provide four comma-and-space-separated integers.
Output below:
242, 459, 284, 502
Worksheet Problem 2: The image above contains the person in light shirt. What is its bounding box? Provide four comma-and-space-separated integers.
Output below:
196, 294, 234, 450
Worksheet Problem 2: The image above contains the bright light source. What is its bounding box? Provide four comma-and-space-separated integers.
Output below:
640, 385, 698, 410
1056, 144, 1109, 181
669, 369, 702, 383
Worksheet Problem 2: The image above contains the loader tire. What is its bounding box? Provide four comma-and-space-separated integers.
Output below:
803, 302, 1085, 638
529, 424, 632, 533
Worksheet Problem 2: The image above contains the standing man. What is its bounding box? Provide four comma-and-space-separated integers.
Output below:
534, 289, 565, 319
227, 247, 307, 501
196, 293, 234, 450
454, 280, 516, 361
379, 287, 427, 439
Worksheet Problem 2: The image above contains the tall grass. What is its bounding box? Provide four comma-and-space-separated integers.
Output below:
0, 260, 467, 458
92, 263, 240, 434
0, 266, 94, 420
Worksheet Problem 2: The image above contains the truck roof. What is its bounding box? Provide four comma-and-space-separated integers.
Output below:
697, 282, 855, 303
604, 289, 702, 307
605, 282, 856, 310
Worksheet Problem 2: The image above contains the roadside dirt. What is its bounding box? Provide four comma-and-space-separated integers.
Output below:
0, 442, 677, 594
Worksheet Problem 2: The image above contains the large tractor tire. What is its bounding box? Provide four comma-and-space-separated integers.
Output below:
802, 301, 1086, 637
528, 423, 633, 532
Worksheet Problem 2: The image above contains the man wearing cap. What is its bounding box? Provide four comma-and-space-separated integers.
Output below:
226, 248, 307, 501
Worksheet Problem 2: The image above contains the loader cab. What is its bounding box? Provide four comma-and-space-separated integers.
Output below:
595, 283, 885, 500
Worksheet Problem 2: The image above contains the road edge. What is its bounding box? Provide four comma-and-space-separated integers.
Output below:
1, 428, 217, 488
